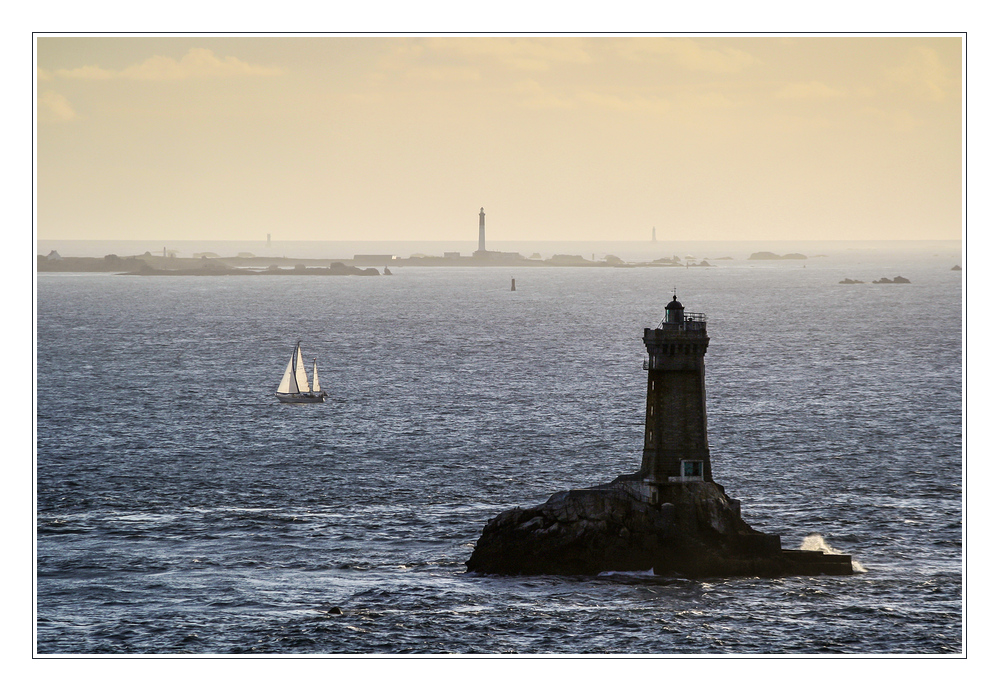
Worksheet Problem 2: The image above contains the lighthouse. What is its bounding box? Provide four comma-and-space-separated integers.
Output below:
640, 295, 712, 485
467, 291, 858, 577
478, 207, 486, 252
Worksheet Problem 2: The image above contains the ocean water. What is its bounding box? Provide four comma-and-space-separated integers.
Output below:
35, 254, 963, 655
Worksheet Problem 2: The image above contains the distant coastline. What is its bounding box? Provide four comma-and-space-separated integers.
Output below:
36, 239, 964, 276
37, 251, 715, 274
35, 238, 963, 263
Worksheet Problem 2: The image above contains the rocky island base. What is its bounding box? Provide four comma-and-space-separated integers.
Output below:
466, 475, 854, 578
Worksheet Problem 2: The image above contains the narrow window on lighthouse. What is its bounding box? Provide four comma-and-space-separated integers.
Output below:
683, 461, 703, 479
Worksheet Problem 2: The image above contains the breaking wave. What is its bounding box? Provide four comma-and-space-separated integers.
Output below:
801, 533, 867, 573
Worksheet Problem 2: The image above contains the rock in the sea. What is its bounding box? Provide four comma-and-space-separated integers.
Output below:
466, 475, 851, 577
951, 265, 961, 271
839, 278, 864, 284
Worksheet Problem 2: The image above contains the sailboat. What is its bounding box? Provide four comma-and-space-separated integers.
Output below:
276, 341, 328, 404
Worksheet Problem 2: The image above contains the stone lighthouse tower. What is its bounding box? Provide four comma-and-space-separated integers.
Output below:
478, 207, 486, 252
641, 295, 712, 485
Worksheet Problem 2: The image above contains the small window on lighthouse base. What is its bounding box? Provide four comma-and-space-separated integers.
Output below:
682, 461, 703, 480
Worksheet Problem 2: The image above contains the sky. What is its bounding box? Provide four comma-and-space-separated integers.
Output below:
35, 35, 964, 244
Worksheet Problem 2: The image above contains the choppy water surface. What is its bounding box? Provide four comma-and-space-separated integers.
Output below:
36, 254, 963, 654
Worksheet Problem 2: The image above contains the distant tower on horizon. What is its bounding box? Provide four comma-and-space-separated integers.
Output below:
652, 226, 657, 242
267, 233, 271, 248
478, 207, 486, 252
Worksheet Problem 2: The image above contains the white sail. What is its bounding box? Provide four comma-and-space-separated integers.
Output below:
294, 344, 311, 393
277, 355, 297, 394
277, 342, 327, 402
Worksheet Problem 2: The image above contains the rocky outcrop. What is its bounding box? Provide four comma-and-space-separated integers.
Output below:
839, 278, 864, 284
546, 254, 595, 266
873, 276, 911, 284
37, 254, 151, 273
466, 475, 853, 577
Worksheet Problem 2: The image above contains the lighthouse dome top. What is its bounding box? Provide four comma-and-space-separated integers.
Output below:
664, 295, 686, 324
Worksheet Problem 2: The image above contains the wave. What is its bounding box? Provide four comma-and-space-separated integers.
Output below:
801, 532, 868, 573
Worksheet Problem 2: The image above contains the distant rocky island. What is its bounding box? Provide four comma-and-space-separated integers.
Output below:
36, 253, 381, 276
129, 261, 381, 277
37, 250, 720, 274
749, 252, 808, 260
839, 278, 864, 284
873, 276, 911, 284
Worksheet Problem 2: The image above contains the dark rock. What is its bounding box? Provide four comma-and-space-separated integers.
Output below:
951, 265, 961, 271
839, 278, 864, 284
466, 475, 851, 577
327, 606, 343, 615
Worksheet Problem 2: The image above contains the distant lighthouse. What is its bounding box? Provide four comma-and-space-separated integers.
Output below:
641, 295, 712, 486
478, 207, 486, 253
652, 226, 657, 242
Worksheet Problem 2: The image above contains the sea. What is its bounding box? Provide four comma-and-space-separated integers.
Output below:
35, 245, 964, 656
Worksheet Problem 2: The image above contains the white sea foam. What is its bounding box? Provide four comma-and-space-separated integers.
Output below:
800, 532, 841, 554
597, 568, 656, 578
800, 533, 867, 573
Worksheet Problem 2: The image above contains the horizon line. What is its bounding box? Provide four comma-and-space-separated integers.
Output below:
37, 237, 963, 244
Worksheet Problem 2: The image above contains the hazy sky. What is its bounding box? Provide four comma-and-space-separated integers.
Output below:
36, 35, 963, 243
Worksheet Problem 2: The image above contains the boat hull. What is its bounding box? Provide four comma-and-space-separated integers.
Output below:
276, 392, 328, 404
